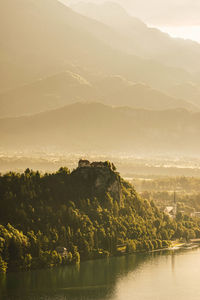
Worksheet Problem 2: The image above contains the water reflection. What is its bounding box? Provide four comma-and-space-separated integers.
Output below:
171, 251, 175, 274
1, 248, 200, 300
0, 253, 151, 299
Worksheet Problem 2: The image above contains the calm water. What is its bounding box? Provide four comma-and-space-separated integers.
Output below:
1, 248, 200, 300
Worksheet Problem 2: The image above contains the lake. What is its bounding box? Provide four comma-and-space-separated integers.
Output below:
1, 247, 200, 300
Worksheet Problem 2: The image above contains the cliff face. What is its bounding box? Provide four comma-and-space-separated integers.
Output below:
71, 160, 122, 206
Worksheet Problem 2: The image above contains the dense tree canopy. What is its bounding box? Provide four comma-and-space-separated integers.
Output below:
0, 163, 199, 273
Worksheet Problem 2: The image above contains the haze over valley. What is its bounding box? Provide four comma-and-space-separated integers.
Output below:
2, 2, 200, 298
1, 0, 200, 172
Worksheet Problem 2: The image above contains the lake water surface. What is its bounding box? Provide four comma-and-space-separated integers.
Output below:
1, 248, 200, 300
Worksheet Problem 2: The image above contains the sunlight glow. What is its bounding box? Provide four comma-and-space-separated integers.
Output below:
156, 26, 200, 43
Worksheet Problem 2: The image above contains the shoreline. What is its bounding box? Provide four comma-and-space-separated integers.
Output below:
2, 241, 200, 275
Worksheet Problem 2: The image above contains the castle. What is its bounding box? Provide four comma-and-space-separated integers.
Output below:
77, 159, 121, 205
78, 159, 109, 168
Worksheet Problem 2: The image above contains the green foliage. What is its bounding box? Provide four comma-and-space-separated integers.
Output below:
161, 240, 171, 248
0, 256, 7, 273
126, 240, 136, 253
0, 165, 200, 273
21, 253, 32, 270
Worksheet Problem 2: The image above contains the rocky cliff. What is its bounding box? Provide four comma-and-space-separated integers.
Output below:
71, 160, 123, 206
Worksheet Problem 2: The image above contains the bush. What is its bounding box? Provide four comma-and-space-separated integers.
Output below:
162, 240, 170, 248
0, 256, 7, 274
21, 253, 32, 270
126, 240, 136, 253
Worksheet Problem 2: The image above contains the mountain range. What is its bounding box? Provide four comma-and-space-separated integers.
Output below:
70, 1, 200, 106
0, 72, 197, 118
1, 102, 200, 155
1, 0, 200, 156
1, 0, 200, 112
71, 1, 200, 74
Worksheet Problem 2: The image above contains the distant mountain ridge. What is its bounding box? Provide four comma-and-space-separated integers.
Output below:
71, 1, 200, 73
0, 71, 94, 117
1, 102, 200, 155
70, 1, 200, 105
1, 0, 200, 157
0, 0, 197, 102
93, 76, 197, 111
0, 72, 197, 118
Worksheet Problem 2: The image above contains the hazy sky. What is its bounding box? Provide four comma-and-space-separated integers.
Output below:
116, 0, 200, 26
66, 0, 200, 42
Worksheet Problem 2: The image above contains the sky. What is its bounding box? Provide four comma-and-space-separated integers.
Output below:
116, 0, 200, 43
65, 0, 200, 43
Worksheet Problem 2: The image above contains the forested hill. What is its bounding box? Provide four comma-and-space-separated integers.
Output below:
0, 161, 200, 273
